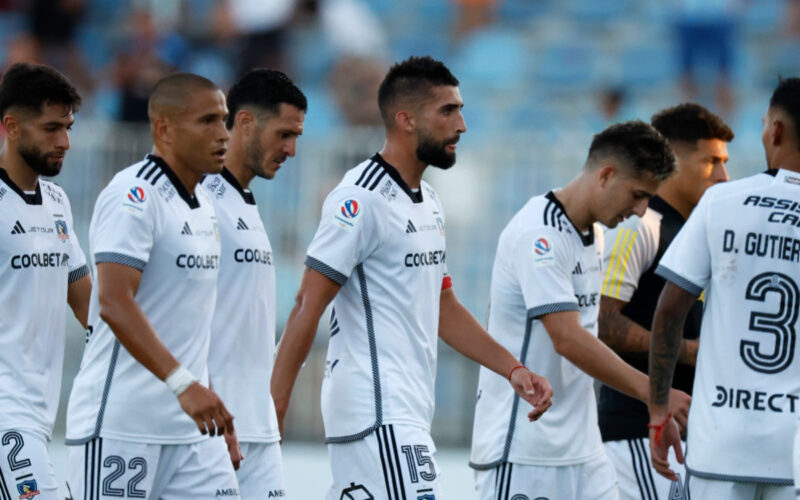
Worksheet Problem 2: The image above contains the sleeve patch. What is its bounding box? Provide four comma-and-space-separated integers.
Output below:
332, 198, 362, 231
123, 186, 148, 213
533, 236, 555, 267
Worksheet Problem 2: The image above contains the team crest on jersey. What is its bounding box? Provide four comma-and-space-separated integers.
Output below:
417, 494, 436, 500
54, 220, 69, 241
16, 479, 40, 499
334, 199, 361, 230
533, 237, 555, 267
340, 482, 373, 500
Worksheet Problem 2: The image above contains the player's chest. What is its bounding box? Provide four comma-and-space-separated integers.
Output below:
380, 202, 446, 269
1, 201, 74, 259
155, 202, 220, 271
215, 201, 273, 269
571, 245, 603, 309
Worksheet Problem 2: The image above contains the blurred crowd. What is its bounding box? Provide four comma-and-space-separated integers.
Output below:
2, 0, 800, 137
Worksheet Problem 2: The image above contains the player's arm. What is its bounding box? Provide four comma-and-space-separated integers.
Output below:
97, 262, 234, 437
67, 273, 91, 329
271, 267, 341, 435
599, 296, 697, 365
541, 310, 690, 427
648, 282, 697, 480
438, 287, 553, 421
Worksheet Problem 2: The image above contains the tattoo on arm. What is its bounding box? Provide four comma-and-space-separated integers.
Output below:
598, 298, 650, 356
649, 283, 696, 407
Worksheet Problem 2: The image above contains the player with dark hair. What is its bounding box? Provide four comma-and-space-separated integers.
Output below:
470, 121, 691, 500
202, 68, 306, 497
271, 55, 553, 499
598, 103, 733, 499
0, 62, 90, 500
649, 78, 800, 499
65, 73, 240, 498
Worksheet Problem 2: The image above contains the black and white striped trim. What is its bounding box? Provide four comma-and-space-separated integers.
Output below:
494, 462, 514, 500
136, 160, 164, 186
655, 265, 703, 297
0, 459, 11, 500
95, 252, 146, 272
305, 256, 348, 286
375, 425, 408, 500
628, 438, 658, 500
355, 161, 389, 192
686, 466, 793, 486
330, 307, 340, 337
543, 199, 565, 232
66, 341, 121, 445
77, 438, 104, 500
527, 302, 579, 319
68, 264, 90, 283
325, 264, 383, 444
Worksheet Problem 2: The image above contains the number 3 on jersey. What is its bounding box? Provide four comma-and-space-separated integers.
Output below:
741, 272, 799, 374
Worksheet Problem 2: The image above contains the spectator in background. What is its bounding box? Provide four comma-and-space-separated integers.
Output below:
451, 0, 496, 48
329, 55, 384, 127
672, 0, 742, 116
110, 8, 185, 123
26, 0, 94, 95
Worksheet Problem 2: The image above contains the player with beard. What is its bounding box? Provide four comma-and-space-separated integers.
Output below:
201, 69, 306, 498
271, 56, 553, 500
0, 62, 90, 499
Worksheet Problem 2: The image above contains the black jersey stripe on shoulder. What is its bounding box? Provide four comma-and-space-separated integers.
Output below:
543, 198, 565, 232
360, 162, 383, 188
355, 161, 378, 187
136, 160, 153, 178
150, 169, 165, 186
368, 169, 388, 191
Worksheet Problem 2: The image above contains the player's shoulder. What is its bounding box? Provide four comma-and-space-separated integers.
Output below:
38, 179, 70, 207
199, 172, 226, 201
704, 170, 776, 202
326, 157, 392, 207
502, 194, 572, 249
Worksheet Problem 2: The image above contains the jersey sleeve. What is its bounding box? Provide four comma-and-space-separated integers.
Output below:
601, 214, 658, 301
655, 194, 712, 296
305, 188, 382, 285
63, 193, 89, 283
514, 227, 578, 319
91, 182, 159, 272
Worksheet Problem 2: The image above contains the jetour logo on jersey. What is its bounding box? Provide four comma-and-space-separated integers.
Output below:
124, 186, 147, 213
533, 236, 555, 267
334, 198, 362, 230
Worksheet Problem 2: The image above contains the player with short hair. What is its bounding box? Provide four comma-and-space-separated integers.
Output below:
202, 68, 306, 498
649, 78, 800, 500
0, 62, 90, 500
65, 73, 240, 499
270, 55, 553, 500
598, 103, 733, 499
470, 121, 691, 500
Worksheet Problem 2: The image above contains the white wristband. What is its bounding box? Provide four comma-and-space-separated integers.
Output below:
165, 365, 197, 397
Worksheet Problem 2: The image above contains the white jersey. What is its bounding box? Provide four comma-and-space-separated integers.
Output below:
0, 169, 87, 438
305, 153, 450, 442
202, 168, 280, 443
66, 154, 220, 445
470, 191, 605, 469
657, 168, 800, 484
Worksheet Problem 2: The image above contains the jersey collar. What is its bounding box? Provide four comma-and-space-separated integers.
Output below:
764, 168, 779, 177
545, 191, 594, 246
145, 154, 200, 209
0, 168, 42, 205
372, 153, 423, 204
221, 167, 256, 205
649, 195, 685, 222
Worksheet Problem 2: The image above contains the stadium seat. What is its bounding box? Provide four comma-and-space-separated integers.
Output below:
620, 43, 676, 89
451, 28, 527, 92
535, 43, 596, 92
566, 0, 632, 24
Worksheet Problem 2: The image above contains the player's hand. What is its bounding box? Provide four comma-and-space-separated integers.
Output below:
667, 388, 691, 433
177, 382, 235, 437
225, 428, 244, 470
509, 367, 553, 421
649, 416, 684, 481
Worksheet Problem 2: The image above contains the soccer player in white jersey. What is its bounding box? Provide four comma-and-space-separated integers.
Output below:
65, 73, 241, 499
271, 56, 553, 500
0, 63, 91, 500
470, 121, 692, 500
202, 68, 306, 498
598, 104, 732, 499
649, 79, 800, 500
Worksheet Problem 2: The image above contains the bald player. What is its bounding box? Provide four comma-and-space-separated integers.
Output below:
65, 73, 241, 499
